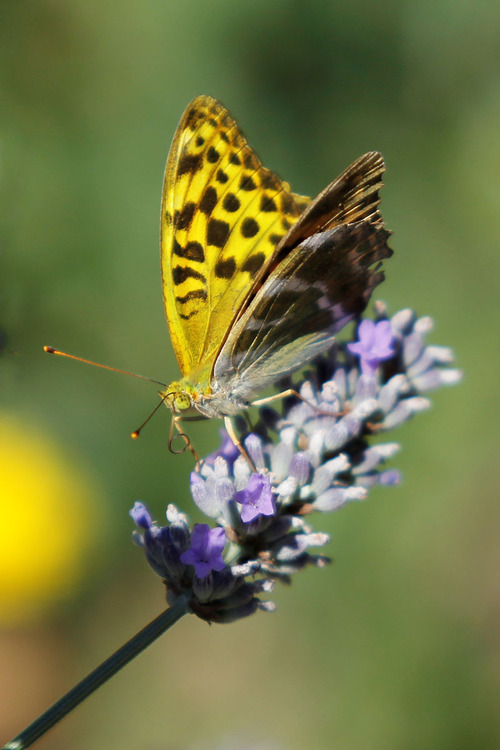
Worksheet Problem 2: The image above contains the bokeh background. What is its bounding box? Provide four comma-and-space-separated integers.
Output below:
1, 1, 499, 748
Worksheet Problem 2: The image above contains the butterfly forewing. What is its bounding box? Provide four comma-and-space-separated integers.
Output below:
161, 96, 310, 378
212, 220, 392, 403
269, 151, 386, 269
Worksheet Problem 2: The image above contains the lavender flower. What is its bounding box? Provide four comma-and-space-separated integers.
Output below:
348, 319, 395, 375
179, 524, 226, 578
234, 473, 276, 523
131, 304, 461, 623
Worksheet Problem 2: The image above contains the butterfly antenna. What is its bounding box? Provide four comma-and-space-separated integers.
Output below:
130, 394, 171, 439
43, 346, 167, 387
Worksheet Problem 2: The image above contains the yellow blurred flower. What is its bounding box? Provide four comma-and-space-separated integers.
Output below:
0, 412, 105, 626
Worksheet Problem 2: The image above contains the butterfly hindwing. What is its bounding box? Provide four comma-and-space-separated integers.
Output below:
161, 96, 310, 377
212, 220, 392, 403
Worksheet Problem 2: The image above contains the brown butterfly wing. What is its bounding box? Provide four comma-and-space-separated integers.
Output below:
274, 151, 386, 259
213, 220, 392, 403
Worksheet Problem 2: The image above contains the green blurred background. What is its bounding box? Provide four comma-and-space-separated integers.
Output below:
1, 1, 499, 748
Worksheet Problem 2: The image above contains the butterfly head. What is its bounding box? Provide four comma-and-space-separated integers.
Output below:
159, 381, 198, 415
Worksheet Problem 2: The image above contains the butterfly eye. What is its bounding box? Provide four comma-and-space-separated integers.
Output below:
174, 392, 192, 411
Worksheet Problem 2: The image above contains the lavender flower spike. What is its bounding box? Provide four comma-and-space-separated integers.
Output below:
132, 305, 461, 622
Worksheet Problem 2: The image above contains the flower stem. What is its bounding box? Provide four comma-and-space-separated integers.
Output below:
2, 598, 189, 750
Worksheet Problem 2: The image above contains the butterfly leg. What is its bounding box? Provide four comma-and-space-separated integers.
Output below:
251, 388, 304, 408
168, 415, 200, 464
251, 389, 340, 417
224, 416, 257, 472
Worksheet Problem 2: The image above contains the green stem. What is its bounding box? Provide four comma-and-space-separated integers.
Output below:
2, 598, 189, 750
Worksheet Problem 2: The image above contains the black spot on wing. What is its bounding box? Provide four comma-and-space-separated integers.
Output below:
200, 186, 218, 215
173, 238, 205, 263
217, 169, 229, 184
184, 108, 198, 128
173, 238, 205, 262
241, 217, 259, 238
207, 146, 220, 163
241, 252, 265, 275
260, 195, 277, 212
223, 193, 240, 212
280, 192, 299, 216
175, 289, 208, 304
240, 174, 257, 191
207, 218, 230, 248
172, 265, 206, 285
230, 152, 241, 166
215, 257, 236, 279
185, 242, 205, 262
178, 153, 202, 176
175, 202, 196, 230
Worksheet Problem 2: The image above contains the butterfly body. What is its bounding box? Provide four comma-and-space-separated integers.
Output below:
160, 96, 392, 428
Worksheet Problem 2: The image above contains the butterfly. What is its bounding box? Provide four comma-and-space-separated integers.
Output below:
160, 96, 392, 455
